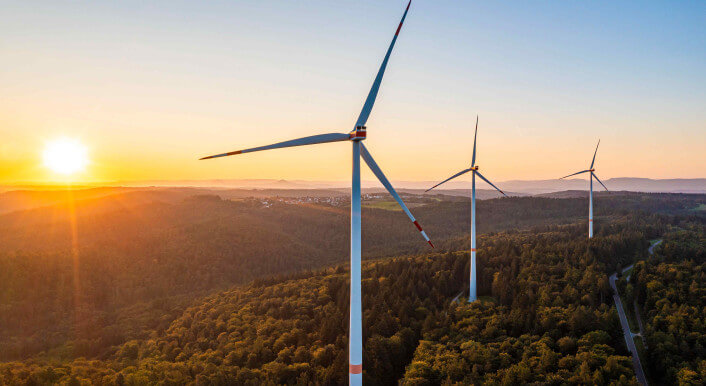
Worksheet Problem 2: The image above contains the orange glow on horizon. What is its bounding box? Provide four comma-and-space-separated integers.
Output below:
0, 2, 703, 185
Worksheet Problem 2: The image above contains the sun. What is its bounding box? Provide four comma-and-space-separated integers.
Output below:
43, 138, 89, 175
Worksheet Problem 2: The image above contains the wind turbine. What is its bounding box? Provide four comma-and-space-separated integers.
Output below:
559, 140, 609, 238
426, 116, 506, 302
199, 2, 432, 384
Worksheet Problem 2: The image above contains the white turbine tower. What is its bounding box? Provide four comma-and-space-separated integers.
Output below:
200, 2, 432, 384
560, 139, 609, 238
426, 117, 506, 302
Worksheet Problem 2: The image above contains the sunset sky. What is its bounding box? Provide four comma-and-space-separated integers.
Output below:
1, 0, 704, 185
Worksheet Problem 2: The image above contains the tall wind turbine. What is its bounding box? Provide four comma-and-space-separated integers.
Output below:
426, 117, 506, 302
199, 2, 432, 384
560, 140, 609, 238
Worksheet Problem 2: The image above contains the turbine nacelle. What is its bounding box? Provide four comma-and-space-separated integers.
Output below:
426, 117, 506, 197
589, 168, 595, 172
349, 126, 367, 141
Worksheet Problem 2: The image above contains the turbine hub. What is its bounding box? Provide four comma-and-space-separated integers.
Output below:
349, 125, 367, 141
589, 169, 595, 172
472, 166, 479, 171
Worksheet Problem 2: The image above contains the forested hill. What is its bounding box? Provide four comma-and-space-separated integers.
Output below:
631, 225, 706, 384
400, 220, 650, 384
0, 215, 674, 384
0, 190, 703, 370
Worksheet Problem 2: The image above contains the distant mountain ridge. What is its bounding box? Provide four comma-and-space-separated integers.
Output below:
498, 178, 706, 194
1, 179, 703, 203
90, 177, 706, 194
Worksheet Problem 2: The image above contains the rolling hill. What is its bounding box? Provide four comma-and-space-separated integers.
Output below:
0, 217, 668, 384
0, 188, 703, 369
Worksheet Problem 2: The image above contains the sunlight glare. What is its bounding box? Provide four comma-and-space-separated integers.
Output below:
43, 138, 88, 175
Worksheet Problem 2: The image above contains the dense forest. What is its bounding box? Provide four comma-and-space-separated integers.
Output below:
400, 219, 653, 385
631, 224, 706, 384
0, 212, 682, 385
1, 249, 465, 384
0, 188, 704, 384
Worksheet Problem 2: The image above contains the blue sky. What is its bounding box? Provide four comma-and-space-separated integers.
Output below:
1, 1, 704, 183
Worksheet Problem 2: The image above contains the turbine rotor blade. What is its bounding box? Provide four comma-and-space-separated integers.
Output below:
199, 133, 350, 160
360, 143, 433, 248
354, 1, 411, 130
475, 171, 508, 197
590, 139, 600, 169
471, 115, 478, 167
559, 170, 590, 180
592, 172, 609, 192
425, 168, 472, 192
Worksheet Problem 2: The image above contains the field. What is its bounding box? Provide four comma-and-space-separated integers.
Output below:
363, 200, 426, 211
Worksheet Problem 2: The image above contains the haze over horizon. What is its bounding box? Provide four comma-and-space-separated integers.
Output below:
1, 0, 704, 184
3, 176, 706, 196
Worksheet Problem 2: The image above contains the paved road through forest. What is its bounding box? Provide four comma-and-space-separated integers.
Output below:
609, 239, 661, 386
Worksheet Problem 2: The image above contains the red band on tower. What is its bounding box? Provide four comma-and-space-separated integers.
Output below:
349, 364, 362, 374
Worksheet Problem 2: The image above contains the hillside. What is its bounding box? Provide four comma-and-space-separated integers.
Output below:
491, 178, 706, 195
0, 190, 703, 368
1, 189, 598, 361
631, 226, 706, 384
0, 217, 665, 384
400, 220, 651, 384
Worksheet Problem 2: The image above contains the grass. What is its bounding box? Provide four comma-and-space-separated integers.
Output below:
621, 292, 640, 333
692, 203, 706, 212
363, 200, 426, 211
634, 335, 645, 354
633, 336, 652, 382
363, 201, 403, 211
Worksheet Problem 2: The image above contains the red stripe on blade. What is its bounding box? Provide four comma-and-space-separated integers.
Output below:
349, 364, 362, 374
428, 241, 434, 248
413, 220, 423, 232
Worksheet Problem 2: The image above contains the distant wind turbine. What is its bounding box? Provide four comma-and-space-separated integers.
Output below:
199, 2, 431, 384
560, 140, 609, 238
426, 116, 506, 302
